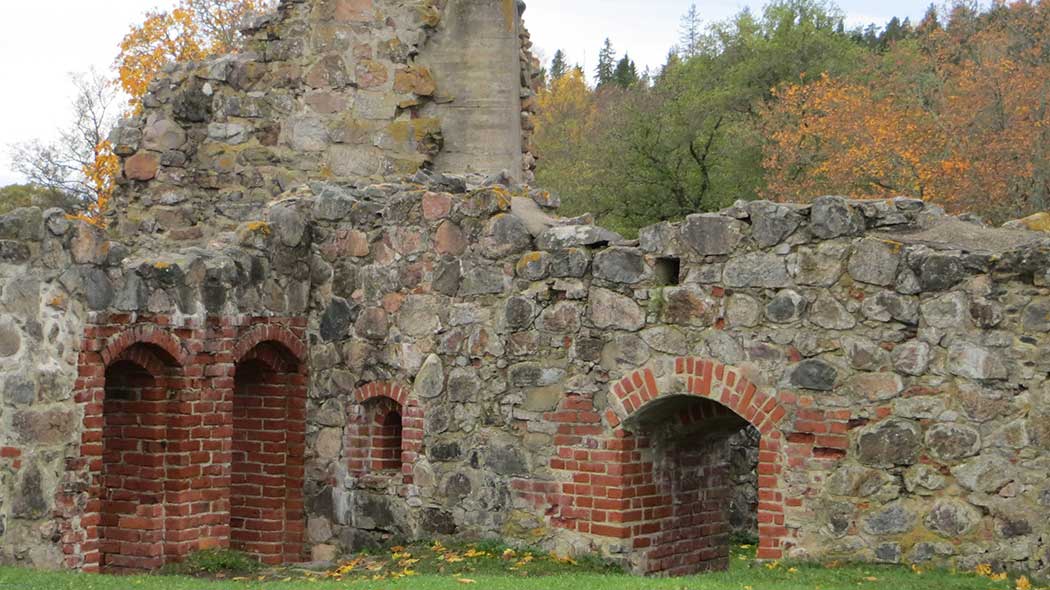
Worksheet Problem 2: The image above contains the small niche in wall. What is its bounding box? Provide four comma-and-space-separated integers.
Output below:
655, 257, 681, 286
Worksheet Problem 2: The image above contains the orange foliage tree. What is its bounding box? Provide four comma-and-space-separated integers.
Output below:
762, 1, 1050, 221
116, 0, 270, 112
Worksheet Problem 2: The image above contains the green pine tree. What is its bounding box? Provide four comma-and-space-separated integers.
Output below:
595, 38, 616, 87
550, 49, 568, 80
612, 54, 639, 88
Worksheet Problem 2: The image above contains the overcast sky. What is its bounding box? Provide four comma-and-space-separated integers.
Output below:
0, 0, 930, 187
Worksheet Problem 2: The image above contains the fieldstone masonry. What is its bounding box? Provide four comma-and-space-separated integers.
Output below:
2, 0, 1050, 580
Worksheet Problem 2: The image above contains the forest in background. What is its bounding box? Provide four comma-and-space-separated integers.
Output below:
533, 0, 1050, 236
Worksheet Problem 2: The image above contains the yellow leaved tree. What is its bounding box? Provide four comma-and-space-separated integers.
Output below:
116, 0, 271, 112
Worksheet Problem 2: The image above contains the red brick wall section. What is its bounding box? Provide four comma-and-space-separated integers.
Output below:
346, 382, 423, 488
56, 315, 308, 572
231, 337, 308, 565
514, 358, 799, 576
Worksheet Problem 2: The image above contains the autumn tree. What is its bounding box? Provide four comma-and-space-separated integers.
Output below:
116, 0, 271, 111
762, 0, 1050, 221
10, 69, 120, 221
534, 0, 862, 234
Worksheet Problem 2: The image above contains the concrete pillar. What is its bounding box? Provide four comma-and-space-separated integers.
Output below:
422, 0, 524, 180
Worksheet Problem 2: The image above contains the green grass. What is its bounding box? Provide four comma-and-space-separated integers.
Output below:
0, 542, 1041, 590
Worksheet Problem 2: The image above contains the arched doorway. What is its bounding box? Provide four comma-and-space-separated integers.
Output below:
98, 342, 183, 573
621, 395, 755, 575
545, 358, 787, 577
231, 340, 306, 564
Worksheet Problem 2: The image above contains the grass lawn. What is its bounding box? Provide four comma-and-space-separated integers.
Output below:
0, 541, 1042, 590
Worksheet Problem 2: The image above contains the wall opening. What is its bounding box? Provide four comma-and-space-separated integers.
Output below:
622, 395, 757, 576
99, 344, 179, 573
373, 409, 404, 472
231, 342, 306, 565
655, 257, 681, 286
347, 396, 406, 478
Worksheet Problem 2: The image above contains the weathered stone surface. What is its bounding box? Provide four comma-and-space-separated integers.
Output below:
1021, 299, 1050, 332
848, 372, 903, 402
857, 419, 922, 467
916, 252, 967, 291
536, 301, 582, 333
848, 238, 901, 286
0, 318, 21, 358
921, 291, 970, 329
143, 119, 187, 151
458, 261, 506, 296
810, 196, 863, 239
925, 423, 981, 462
893, 341, 931, 376
662, 287, 716, 326
11, 408, 77, 446
536, 225, 620, 251
724, 253, 790, 288
3, 374, 36, 405
680, 214, 743, 256
809, 294, 856, 330
504, 296, 535, 330
481, 214, 532, 259
951, 455, 1016, 493
589, 288, 644, 331
789, 359, 838, 391
270, 205, 307, 247
320, 298, 357, 341
790, 243, 848, 286
947, 342, 1007, 380
124, 152, 160, 181
548, 248, 590, 278
925, 500, 981, 537
414, 354, 445, 399
765, 290, 807, 323
354, 307, 389, 341
593, 248, 649, 284
862, 502, 916, 535
748, 201, 802, 248
12, 463, 48, 519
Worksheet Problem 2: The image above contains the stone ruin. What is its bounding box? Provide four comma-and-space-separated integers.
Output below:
2, 0, 1050, 579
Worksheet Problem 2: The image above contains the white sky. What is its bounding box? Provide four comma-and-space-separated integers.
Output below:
0, 0, 928, 187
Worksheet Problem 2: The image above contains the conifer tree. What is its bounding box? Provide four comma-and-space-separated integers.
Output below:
595, 38, 617, 87
679, 3, 702, 58
613, 54, 639, 88
550, 49, 568, 81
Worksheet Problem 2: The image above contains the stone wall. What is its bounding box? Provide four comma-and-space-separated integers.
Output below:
2, 0, 1050, 579
3, 178, 1050, 577
106, 0, 539, 244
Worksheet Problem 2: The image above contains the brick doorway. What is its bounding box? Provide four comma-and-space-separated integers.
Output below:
98, 343, 184, 573
621, 395, 754, 576
231, 341, 307, 564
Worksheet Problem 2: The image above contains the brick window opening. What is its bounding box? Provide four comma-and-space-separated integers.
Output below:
99, 344, 180, 573
622, 395, 756, 576
347, 393, 411, 482
231, 341, 306, 565
373, 409, 404, 472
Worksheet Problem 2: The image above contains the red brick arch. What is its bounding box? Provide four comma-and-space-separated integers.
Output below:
232, 324, 307, 365
347, 381, 423, 485
100, 325, 187, 367
605, 358, 789, 566
531, 357, 789, 576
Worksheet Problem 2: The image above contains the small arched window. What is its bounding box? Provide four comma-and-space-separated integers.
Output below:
372, 408, 404, 472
